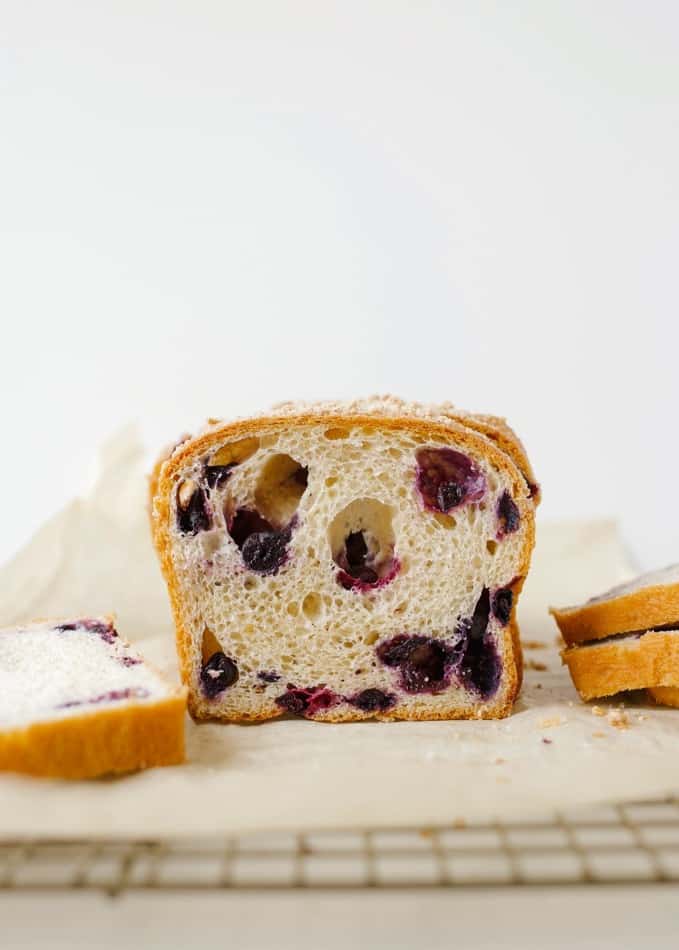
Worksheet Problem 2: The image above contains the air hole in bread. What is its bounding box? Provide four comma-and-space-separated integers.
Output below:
328, 498, 397, 589
325, 476, 338, 487
486, 539, 498, 556
434, 513, 457, 530
209, 437, 260, 468
201, 627, 224, 663
255, 454, 308, 525
324, 427, 351, 440
302, 592, 323, 620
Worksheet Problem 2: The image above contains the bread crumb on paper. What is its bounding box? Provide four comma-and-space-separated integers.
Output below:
527, 659, 547, 672
591, 705, 606, 717
539, 716, 565, 729
592, 731, 607, 739
523, 640, 547, 650
607, 709, 630, 730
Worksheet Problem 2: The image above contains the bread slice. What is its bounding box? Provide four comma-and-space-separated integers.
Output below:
550, 564, 679, 645
562, 629, 679, 700
150, 398, 537, 722
0, 617, 186, 778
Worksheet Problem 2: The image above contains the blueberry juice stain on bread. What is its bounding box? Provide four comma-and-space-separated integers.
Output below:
150, 398, 538, 722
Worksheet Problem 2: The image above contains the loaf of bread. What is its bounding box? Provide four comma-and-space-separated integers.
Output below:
552, 566, 679, 702
0, 617, 186, 778
150, 397, 538, 722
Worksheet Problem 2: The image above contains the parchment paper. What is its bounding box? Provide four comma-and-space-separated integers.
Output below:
1, 428, 678, 839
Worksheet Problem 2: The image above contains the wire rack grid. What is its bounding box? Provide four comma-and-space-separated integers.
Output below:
2, 798, 679, 894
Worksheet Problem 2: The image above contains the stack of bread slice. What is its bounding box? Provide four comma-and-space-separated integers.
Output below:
551, 566, 679, 706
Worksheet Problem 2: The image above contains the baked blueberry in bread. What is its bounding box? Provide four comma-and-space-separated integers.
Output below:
552, 565, 679, 702
150, 397, 538, 722
0, 617, 186, 778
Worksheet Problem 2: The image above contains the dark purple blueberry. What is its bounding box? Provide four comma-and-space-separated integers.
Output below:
528, 482, 540, 500
257, 670, 281, 683
436, 481, 464, 512
453, 589, 501, 698
56, 619, 117, 643
377, 634, 453, 693
201, 651, 239, 697
241, 531, 289, 574
349, 688, 396, 713
275, 684, 339, 717
120, 655, 142, 667
177, 484, 211, 535
275, 687, 310, 715
415, 448, 486, 513
228, 508, 275, 548
335, 530, 397, 590
345, 531, 368, 570
228, 508, 291, 574
492, 588, 513, 625
497, 491, 520, 537
205, 463, 236, 488
340, 531, 379, 584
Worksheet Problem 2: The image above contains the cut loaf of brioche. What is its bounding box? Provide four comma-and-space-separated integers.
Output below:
552, 565, 679, 702
151, 398, 537, 722
0, 617, 186, 778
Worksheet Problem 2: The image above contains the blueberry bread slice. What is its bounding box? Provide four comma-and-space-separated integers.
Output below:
0, 617, 186, 778
551, 565, 679, 646
552, 566, 679, 702
562, 629, 679, 701
151, 400, 537, 722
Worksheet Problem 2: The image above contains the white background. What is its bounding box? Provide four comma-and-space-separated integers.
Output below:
1, 1, 678, 569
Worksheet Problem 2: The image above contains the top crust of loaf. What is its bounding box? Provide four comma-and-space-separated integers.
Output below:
150, 401, 537, 721
149, 395, 540, 512
551, 566, 679, 645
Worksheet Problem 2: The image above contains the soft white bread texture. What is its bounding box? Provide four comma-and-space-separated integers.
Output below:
0, 617, 186, 778
552, 565, 679, 703
151, 398, 537, 722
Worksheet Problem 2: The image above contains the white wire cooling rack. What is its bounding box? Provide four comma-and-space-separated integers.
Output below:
2, 798, 679, 893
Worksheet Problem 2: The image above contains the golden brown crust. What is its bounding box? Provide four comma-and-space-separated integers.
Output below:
151, 409, 536, 722
648, 685, 679, 708
0, 691, 186, 779
551, 583, 679, 645
562, 631, 679, 701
